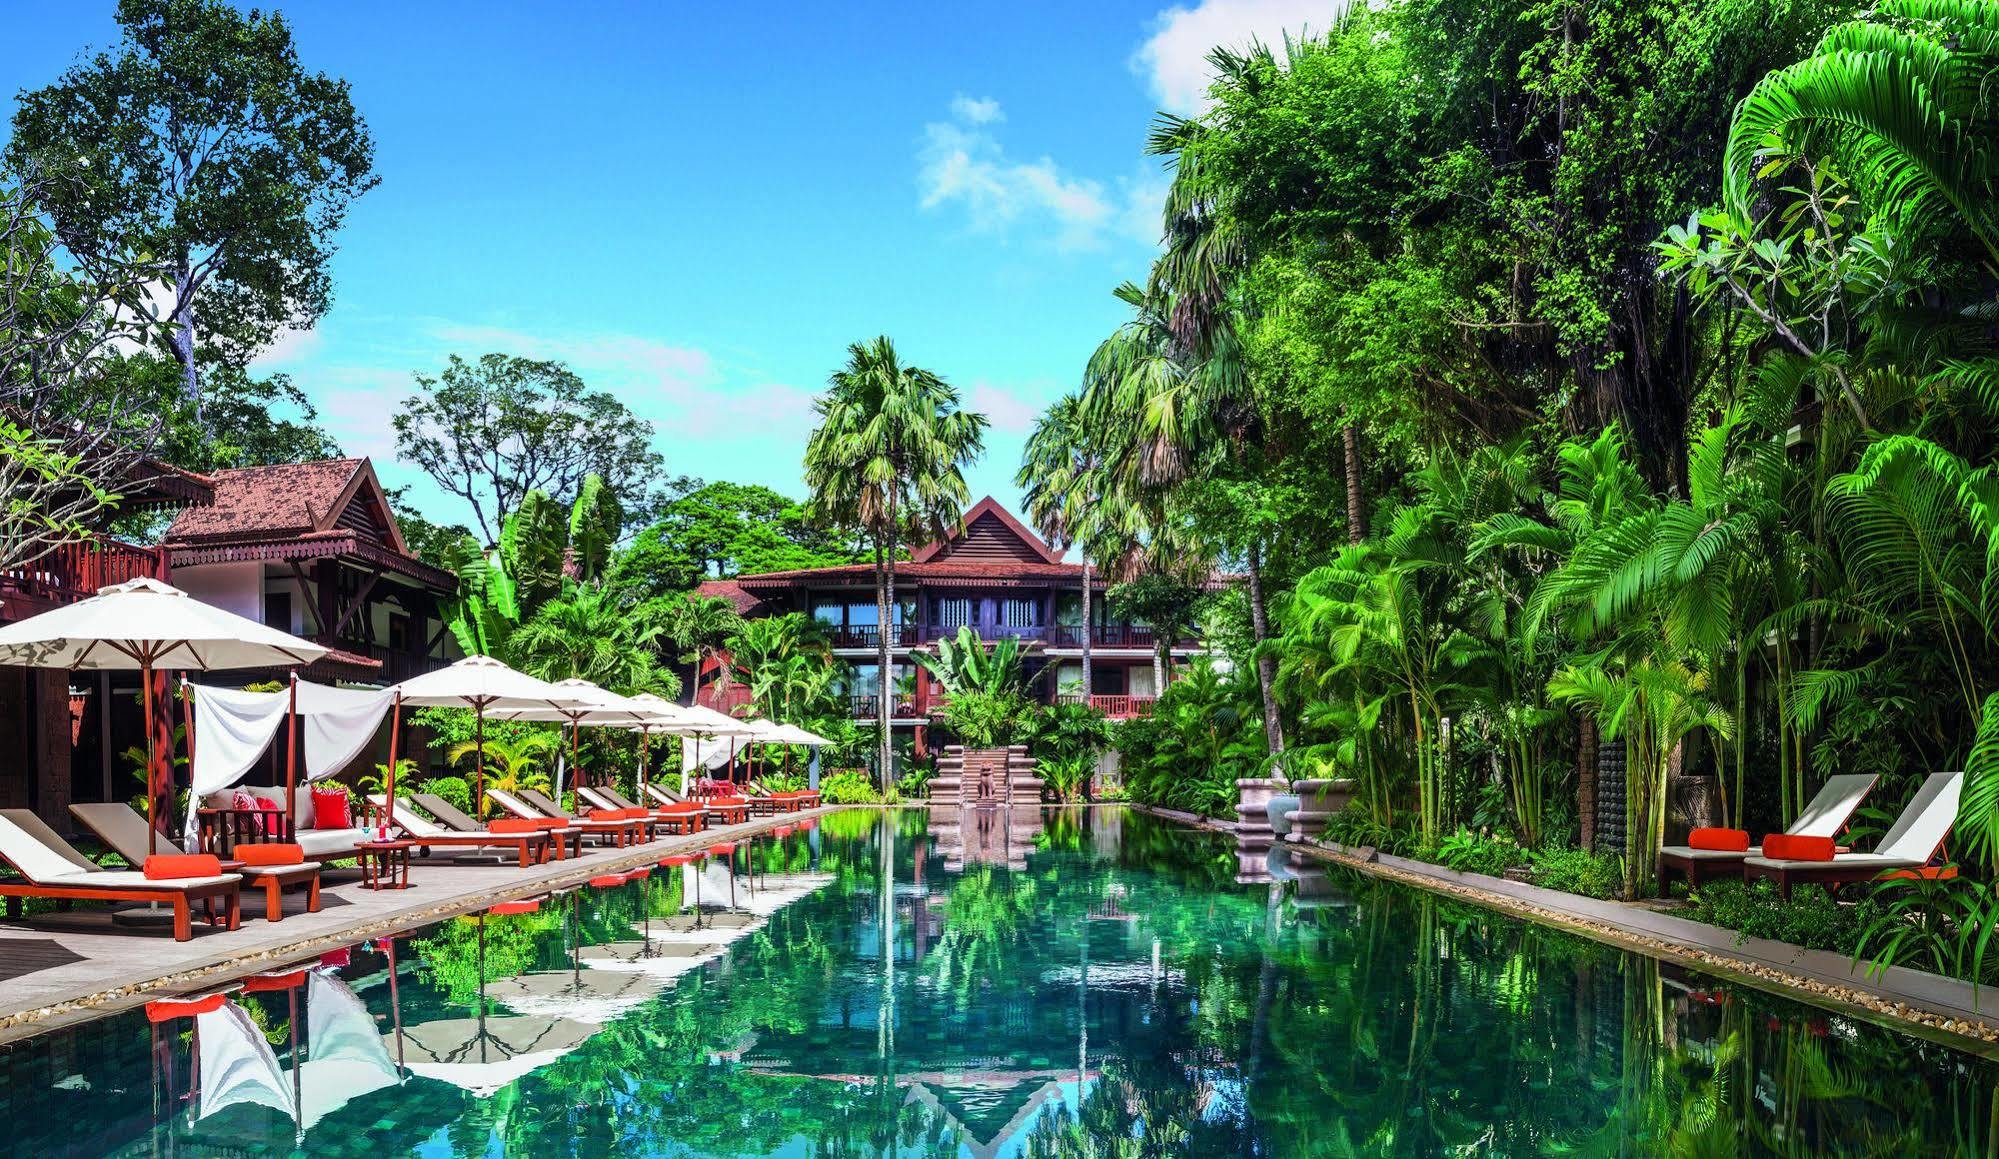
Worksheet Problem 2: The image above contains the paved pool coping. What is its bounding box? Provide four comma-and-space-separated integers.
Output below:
1129, 803, 1999, 1058
0, 807, 832, 1046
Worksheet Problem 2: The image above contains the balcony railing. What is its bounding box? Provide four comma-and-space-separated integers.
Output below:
824, 621, 1192, 649
848, 693, 919, 720
1054, 693, 1159, 719
0, 535, 169, 606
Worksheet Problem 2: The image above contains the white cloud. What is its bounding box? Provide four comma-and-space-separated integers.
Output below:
949, 94, 1005, 124
965, 380, 1046, 435
1133, 0, 1338, 115
249, 320, 325, 369
917, 101, 1166, 251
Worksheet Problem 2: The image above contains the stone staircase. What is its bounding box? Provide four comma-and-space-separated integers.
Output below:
930, 745, 1043, 805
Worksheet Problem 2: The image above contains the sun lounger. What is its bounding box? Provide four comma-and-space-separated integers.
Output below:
748, 780, 818, 811
364, 796, 553, 868
580, 786, 707, 836
0, 809, 240, 941
72, 801, 320, 922
1655, 773, 1878, 895
1741, 771, 1964, 899
485, 789, 636, 849
517, 788, 649, 848
414, 792, 574, 860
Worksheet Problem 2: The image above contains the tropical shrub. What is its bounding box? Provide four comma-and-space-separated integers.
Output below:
895, 759, 934, 800
1433, 827, 1528, 876
421, 775, 472, 818
1686, 880, 1882, 955
1021, 701, 1113, 763
1527, 848, 1624, 900
819, 769, 882, 805
934, 688, 1036, 748
1038, 752, 1097, 803
1112, 657, 1265, 819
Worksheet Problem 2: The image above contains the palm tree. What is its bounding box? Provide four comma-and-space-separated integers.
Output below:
804, 336, 988, 783
512, 581, 674, 695
655, 593, 745, 703
1019, 393, 1146, 703
447, 733, 558, 816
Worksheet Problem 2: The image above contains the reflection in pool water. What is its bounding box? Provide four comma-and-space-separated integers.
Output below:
2, 807, 1995, 1156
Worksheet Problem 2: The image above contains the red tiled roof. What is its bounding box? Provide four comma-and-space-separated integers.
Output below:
166, 459, 368, 541
693, 579, 769, 614
734, 558, 1086, 587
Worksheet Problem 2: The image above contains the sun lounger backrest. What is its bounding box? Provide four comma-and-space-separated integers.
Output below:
0, 810, 102, 882
1876, 771, 1963, 861
643, 783, 683, 807
1790, 774, 1879, 839
602, 788, 642, 810
576, 786, 622, 813
68, 802, 156, 867
484, 789, 545, 821
377, 798, 446, 838
519, 789, 574, 819
412, 793, 483, 833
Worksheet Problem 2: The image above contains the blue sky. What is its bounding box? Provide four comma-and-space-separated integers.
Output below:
10, 0, 1329, 532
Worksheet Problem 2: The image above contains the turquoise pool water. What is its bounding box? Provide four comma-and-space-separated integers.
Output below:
2, 807, 1994, 1156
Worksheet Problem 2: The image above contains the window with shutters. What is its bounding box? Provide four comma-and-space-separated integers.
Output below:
1000, 598, 1038, 628
936, 597, 972, 628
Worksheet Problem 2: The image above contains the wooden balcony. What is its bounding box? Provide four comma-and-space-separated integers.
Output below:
1054, 693, 1158, 719
0, 534, 169, 615
693, 682, 755, 715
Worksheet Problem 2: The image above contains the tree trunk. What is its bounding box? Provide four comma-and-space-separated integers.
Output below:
1153, 638, 1168, 701
1246, 538, 1287, 777
1080, 557, 1094, 702
171, 258, 202, 417
1343, 424, 1364, 544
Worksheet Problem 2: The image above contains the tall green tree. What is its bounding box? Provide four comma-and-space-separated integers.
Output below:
8, 0, 378, 411
803, 336, 987, 782
652, 593, 745, 699
394, 353, 680, 542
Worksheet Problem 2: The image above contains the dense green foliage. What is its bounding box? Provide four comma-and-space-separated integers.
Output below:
1024, 0, 1999, 929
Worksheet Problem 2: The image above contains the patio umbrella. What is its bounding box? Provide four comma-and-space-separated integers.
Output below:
485, 678, 653, 794
659, 703, 755, 794
0, 577, 327, 852
389, 656, 591, 818
622, 693, 702, 798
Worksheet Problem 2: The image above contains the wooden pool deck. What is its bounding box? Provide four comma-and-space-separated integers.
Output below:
0, 807, 829, 1045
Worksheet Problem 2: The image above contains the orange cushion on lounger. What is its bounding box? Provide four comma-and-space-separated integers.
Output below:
658, 802, 699, 814
144, 854, 222, 880
235, 843, 305, 867
488, 818, 539, 835
311, 789, 351, 830
535, 817, 569, 830
145, 993, 226, 1022
1763, 834, 1837, 861
1688, 827, 1750, 852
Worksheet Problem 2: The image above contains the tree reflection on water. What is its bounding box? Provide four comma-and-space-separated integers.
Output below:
6, 807, 1997, 1156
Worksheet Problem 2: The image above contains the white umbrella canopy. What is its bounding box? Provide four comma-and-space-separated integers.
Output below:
391, 1015, 598, 1098
388, 656, 594, 816
670, 703, 757, 736
766, 722, 833, 746
0, 577, 330, 851
0, 576, 329, 671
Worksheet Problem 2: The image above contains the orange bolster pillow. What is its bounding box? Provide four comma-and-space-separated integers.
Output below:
1688, 828, 1749, 852
588, 874, 628, 888
487, 899, 540, 915
710, 797, 746, 807
603, 808, 642, 821
145, 993, 226, 1022
144, 854, 223, 880
488, 818, 539, 835
657, 802, 700, 814
1763, 834, 1837, 861
535, 818, 569, 830
234, 843, 305, 867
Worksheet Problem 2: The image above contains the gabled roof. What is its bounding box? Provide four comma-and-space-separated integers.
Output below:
165, 458, 408, 555
911, 496, 1065, 565
692, 578, 769, 616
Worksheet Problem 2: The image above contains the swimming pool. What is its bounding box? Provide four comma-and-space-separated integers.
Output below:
2, 807, 1993, 1156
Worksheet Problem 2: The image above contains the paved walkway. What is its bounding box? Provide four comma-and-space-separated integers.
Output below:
0, 808, 827, 1044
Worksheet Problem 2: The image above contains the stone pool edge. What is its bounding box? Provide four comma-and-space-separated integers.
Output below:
0, 806, 842, 1047
1128, 803, 1999, 1059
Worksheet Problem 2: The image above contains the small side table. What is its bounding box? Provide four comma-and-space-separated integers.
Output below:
357, 840, 413, 890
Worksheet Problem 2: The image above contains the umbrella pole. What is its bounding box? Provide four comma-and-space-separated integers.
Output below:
284, 671, 299, 841
143, 660, 159, 856
385, 692, 403, 835
179, 680, 195, 850
475, 707, 487, 821
637, 730, 648, 798
570, 720, 581, 797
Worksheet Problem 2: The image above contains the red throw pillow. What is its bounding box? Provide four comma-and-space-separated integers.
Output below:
311, 789, 351, 830
1688, 827, 1750, 852
488, 818, 539, 835
235, 843, 305, 867
588, 874, 628, 888
1763, 834, 1837, 861
145, 994, 226, 1022
144, 854, 222, 880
